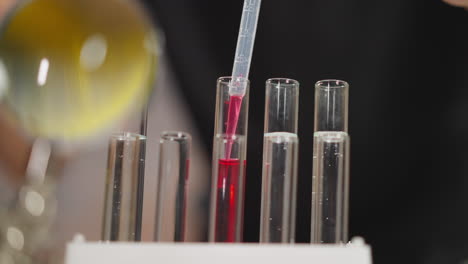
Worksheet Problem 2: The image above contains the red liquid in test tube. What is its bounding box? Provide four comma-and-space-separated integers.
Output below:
214, 158, 244, 242
225, 95, 243, 158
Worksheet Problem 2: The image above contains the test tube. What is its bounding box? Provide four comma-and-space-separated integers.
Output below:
209, 77, 249, 242
102, 132, 146, 241
154, 131, 191, 242
311, 80, 350, 244
260, 78, 299, 243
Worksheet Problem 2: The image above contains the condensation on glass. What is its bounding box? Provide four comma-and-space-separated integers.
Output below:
154, 131, 192, 242
102, 132, 146, 241
311, 80, 350, 244
209, 77, 249, 242
260, 78, 299, 243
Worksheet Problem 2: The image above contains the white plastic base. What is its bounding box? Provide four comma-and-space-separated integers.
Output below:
65, 235, 372, 264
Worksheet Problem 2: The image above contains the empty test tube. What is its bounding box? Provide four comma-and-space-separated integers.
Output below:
260, 78, 299, 243
154, 131, 191, 242
102, 132, 146, 241
311, 80, 350, 244
209, 77, 249, 242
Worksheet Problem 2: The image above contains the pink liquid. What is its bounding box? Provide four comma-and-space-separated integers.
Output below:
214, 159, 244, 242
225, 95, 243, 158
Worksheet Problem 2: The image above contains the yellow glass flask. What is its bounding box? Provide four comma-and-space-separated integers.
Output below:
0, 0, 158, 141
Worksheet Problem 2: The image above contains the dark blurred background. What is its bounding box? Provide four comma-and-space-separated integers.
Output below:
143, 0, 468, 263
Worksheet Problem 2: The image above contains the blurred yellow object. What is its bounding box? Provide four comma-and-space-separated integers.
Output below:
0, 0, 158, 141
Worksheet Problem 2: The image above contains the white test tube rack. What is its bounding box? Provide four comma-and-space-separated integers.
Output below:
65, 234, 372, 264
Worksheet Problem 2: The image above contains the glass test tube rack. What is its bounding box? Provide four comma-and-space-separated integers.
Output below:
99, 78, 352, 249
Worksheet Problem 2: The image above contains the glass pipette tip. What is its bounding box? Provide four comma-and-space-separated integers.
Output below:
225, 0, 262, 159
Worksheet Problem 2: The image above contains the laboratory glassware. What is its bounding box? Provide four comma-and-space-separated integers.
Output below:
154, 131, 191, 242
0, 0, 158, 262
260, 78, 299, 243
229, 0, 262, 96
224, 0, 261, 161
102, 132, 146, 241
209, 77, 249, 242
0, 139, 57, 264
311, 80, 350, 244
0, 0, 158, 141
214, 3, 261, 233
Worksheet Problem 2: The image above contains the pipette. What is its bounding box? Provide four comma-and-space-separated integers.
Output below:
209, 2, 261, 241
229, 0, 262, 96
225, 0, 262, 158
